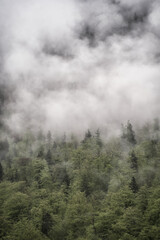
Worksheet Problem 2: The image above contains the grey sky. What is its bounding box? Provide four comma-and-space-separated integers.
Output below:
0, 0, 160, 135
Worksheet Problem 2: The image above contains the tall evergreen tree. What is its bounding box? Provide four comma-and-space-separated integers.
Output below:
129, 176, 139, 193
126, 121, 137, 144
130, 150, 138, 172
95, 129, 103, 147
82, 129, 92, 143
37, 146, 44, 158
41, 212, 53, 236
85, 129, 92, 139
122, 121, 136, 144
46, 149, 52, 165
0, 162, 3, 181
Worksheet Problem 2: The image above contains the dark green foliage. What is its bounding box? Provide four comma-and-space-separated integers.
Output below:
37, 146, 44, 158
0, 84, 10, 128
122, 121, 136, 144
0, 122, 160, 239
52, 165, 70, 186
45, 149, 52, 165
4, 192, 30, 221
0, 139, 9, 160
129, 150, 138, 171
41, 212, 53, 236
0, 139, 9, 152
95, 129, 103, 148
85, 129, 92, 138
129, 177, 139, 193
0, 162, 3, 181
82, 129, 92, 144
3, 219, 46, 240
127, 121, 137, 144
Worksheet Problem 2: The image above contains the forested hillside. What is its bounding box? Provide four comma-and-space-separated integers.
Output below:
0, 120, 160, 240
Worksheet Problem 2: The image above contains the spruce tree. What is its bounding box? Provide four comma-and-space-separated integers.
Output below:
37, 146, 44, 158
46, 149, 52, 165
95, 129, 103, 147
122, 121, 136, 144
129, 177, 138, 193
126, 121, 136, 144
85, 129, 92, 139
82, 129, 92, 143
0, 162, 3, 181
130, 150, 138, 172
41, 212, 53, 236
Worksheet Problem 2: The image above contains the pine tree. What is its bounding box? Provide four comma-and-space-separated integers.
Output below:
122, 121, 136, 144
0, 162, 3, 181
37, 146, 44, 158
46, 149, 52, 165
95, 129, 103, 147
85, 129, 92, 139
126, 121, 136, 144
41, 212, 53, 236
130, 150, 138, 172
82, 129, 92, 143
129, 177, 138, 193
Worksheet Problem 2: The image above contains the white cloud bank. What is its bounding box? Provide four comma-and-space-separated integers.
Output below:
0, 0, 160, 135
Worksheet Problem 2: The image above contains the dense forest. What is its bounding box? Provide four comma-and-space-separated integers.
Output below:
1, 0, 160, 239
0, 120, 160, 240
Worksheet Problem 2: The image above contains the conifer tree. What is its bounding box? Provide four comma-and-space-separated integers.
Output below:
95, 129, 103, 147
126, 121, 137, 144
129, 176, 138, 193
82, 129, 92, 143
37, 146, 44, 158
130, 150, 138, 172
0, 162, 3, 181
122, 121, 136, 144
46, 149, 52, 165
85, 129, 92, 139
41, 212, 53, 236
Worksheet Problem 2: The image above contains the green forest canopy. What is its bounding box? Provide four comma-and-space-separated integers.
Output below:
0, 120, 160, 240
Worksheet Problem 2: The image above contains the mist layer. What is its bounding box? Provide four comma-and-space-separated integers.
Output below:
0, 0, 160, 134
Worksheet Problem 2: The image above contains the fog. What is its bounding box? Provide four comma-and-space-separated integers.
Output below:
0, 0, 160, 135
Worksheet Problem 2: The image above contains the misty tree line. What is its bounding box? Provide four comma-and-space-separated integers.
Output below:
0, 120, 160, 239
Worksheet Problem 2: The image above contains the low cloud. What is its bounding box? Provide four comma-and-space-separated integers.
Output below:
0, 0, 160, 135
